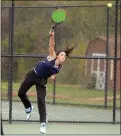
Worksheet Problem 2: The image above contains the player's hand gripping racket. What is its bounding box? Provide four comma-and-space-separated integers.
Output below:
51, 9, 66, 32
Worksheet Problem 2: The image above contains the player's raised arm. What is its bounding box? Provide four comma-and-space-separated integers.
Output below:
48, 30, 56, 58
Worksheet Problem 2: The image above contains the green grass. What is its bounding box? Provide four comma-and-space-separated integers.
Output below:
1, 82, 120, 108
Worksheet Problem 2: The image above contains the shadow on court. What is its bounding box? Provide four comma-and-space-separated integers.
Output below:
3, 122, 120, 136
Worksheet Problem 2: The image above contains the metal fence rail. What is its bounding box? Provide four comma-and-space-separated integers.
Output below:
1, 1, 120, 124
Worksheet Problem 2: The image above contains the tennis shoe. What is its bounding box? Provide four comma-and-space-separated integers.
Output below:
40, 122, 46, 134
25, 106, 34, 121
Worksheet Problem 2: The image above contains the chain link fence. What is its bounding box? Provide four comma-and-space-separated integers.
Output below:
1, 1, 120, 123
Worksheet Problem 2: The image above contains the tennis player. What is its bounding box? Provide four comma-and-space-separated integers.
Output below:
18, 30, 74, 134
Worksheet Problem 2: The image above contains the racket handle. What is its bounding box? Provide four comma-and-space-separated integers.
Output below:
50, 29, 53, 32
52, 21, 63, 31
52, 25, 56, 32
49, 26, 55, 33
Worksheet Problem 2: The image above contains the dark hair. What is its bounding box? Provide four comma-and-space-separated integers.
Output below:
56, 47, 74, 57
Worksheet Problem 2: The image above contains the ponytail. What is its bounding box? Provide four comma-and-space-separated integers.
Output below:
56, 46, 74, 57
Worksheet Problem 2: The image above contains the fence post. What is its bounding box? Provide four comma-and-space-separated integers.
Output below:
113, 0, 119, 124
52, 7, 58, 105
104, 6, 110, 109
119, 1, 121, 127
8, 0, 14, 124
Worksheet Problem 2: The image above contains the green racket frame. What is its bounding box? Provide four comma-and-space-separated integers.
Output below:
51, 9, 66, 31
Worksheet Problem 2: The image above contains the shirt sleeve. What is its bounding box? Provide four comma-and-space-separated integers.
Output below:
47, 55, 56, 61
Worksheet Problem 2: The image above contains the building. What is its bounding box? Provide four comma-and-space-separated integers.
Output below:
85, 36, 120, 91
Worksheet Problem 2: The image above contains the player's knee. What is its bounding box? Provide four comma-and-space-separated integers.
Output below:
18, 91, 25, 98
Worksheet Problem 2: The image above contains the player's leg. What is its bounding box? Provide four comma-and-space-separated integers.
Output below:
18, 70, 35, 120
36, 84, 46, 134
18, 78, 33, 109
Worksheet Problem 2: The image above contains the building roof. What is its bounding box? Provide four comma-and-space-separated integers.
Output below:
86, 36, 120, 57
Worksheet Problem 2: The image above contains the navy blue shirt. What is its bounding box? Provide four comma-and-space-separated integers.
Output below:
34, 58, 62, 79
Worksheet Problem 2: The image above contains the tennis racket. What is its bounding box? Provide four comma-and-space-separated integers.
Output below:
41, 9, 66, 42
51, 9, 67, 31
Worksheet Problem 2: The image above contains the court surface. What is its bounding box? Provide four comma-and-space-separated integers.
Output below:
2, 101, 120, 122
3, 122, 120, 136
2, 100, 120, 135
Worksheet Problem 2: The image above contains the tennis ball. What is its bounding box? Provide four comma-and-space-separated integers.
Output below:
107, 3, 113, 8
